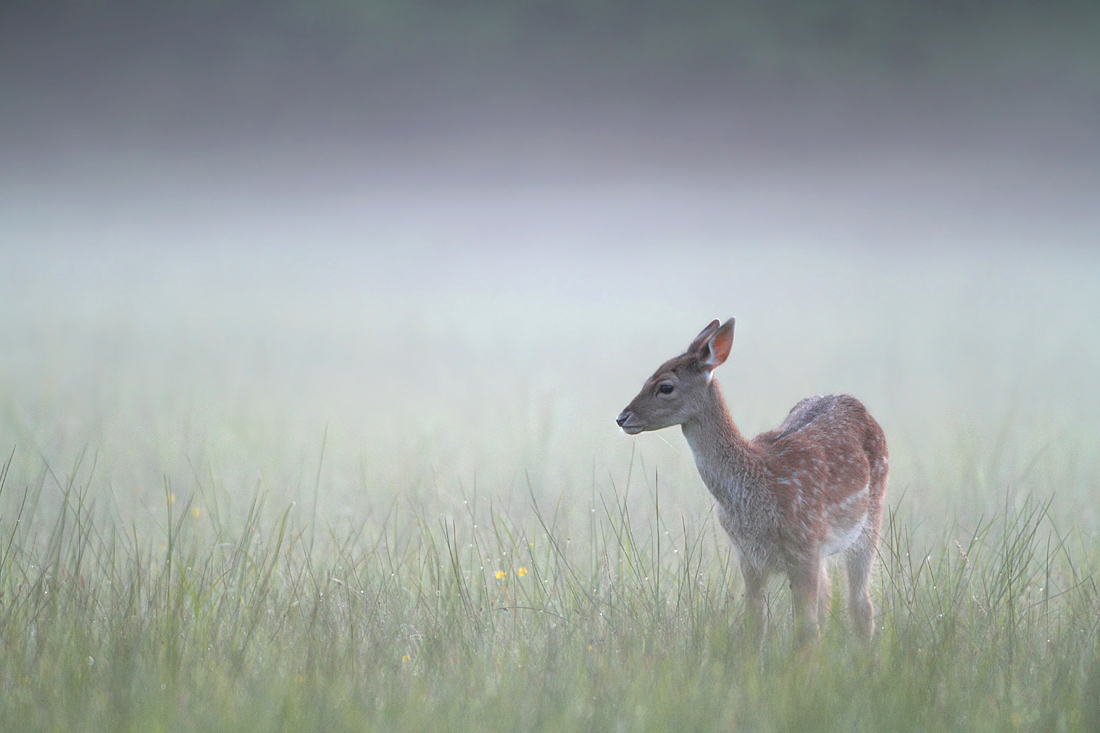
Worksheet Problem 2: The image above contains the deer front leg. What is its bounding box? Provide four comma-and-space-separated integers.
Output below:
741, 560, 767, 651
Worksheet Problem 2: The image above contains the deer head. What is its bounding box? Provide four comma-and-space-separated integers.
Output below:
615, 318, 735, 434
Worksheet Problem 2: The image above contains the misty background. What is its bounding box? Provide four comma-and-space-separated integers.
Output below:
1, 0, 1098, 538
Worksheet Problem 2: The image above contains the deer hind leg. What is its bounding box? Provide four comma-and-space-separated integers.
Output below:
847, 466, 886, 642
789, 557, 822, 649
817, 561, 833, 624
845, 532, 877, 642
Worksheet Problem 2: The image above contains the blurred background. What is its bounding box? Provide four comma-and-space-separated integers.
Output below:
1, 0, 1098, 539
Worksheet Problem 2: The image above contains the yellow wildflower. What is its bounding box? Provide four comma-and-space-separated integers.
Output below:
517, 567, 528, 577
495, 570, 507, 579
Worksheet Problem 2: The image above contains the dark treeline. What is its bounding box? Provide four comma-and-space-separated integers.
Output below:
2, 0, 1097, 156
6, 0, 1098, 81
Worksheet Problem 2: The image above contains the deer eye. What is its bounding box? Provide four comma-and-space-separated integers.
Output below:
658, 383, 674, 395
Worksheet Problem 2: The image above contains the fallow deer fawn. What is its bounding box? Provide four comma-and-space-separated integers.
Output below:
616, 319, 887, 647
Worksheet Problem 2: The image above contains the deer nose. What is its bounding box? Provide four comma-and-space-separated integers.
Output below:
615, 411, 632, 428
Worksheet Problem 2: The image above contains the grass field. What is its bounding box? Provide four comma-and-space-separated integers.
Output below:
2, 223, 1099, 729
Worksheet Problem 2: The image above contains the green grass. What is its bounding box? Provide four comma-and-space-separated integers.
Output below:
2, 246, 1098, 730
1, 444, 1097, 731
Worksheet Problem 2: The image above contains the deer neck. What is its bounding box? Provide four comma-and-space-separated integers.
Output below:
680, 380, 761, 504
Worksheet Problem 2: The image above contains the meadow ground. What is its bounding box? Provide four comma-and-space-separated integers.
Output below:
1, 224, 1099, 729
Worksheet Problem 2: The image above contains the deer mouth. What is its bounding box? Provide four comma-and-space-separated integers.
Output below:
616, 411, 646, 435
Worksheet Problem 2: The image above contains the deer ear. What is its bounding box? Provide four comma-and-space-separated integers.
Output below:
687, 319, 722, 354
698, 318, 735, 371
